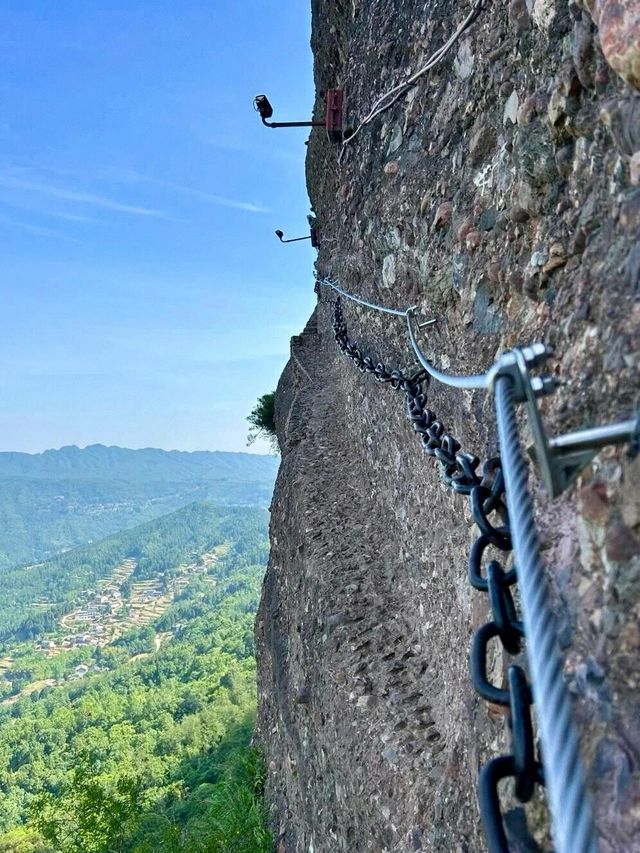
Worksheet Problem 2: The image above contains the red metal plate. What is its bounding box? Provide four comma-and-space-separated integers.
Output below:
325, 88, 344, 142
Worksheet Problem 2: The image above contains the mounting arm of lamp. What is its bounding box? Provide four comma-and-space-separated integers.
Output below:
254, 95, 324, 129
275, 227, 319, 248
254, 92, 345, 143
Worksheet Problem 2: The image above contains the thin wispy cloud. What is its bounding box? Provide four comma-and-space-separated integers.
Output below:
142, 176, 270, 214
0, 172, 166, 218
6, 166, 271, 215
55, 212, 98, 223
213, 196, 270, 214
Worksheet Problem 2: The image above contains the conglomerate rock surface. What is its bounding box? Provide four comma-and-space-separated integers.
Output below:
255, 0, 640, 850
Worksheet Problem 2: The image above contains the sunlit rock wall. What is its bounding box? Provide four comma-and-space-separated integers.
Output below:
255, 0, 640, 850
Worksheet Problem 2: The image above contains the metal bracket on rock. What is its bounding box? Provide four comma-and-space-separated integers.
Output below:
335, 290, 638, 499
488, 345, 639, 498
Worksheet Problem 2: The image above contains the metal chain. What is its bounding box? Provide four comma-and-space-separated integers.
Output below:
327, 292, 548, 851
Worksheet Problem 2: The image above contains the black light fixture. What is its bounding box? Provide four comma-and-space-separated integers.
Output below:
254, 95, 274, 121
275, 227, 318, 248
254, 91, 345, 143
254, 95, 324, 129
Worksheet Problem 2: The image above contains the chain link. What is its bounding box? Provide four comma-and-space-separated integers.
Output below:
326, 293, 547, 851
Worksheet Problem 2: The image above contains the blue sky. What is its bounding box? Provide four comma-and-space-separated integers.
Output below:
0, 1, 316, 454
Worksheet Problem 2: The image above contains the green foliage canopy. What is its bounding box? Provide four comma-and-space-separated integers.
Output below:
246, 393, 277, 452
0, 504, 272, 852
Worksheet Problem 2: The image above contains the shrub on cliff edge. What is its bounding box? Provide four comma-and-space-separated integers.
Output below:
247, 392, 277, 452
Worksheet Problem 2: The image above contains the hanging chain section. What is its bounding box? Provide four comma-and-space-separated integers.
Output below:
318, 277, 639, 498
328, 290, 548, 851
315, 277, 637, 851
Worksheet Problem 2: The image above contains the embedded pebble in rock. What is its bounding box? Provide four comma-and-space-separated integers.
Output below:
473, 284, 504, 332
515, 127, 559, 186
465, 229, 482, 251
453, 39, 474, 80
468, 119, 496, 165
509, 268, 525, 291
503, 90, 519, 125
572, 20, 595, 89
555, 142, 575, 178
456, 217, 475, 244
509, 205, 530, 223
382, 254, 396, 288
512, 180, 538, 216
387, 125, 403, 156
602, 97, 640, 157
487, 261, 503, 284
593, 0, 640, 91
500, 81, 515, 98
532, 0, 557, 30
542, 243, 567, 273
620, 191, 640, 229
517, 94, 539, 126
432, 201, 453, 229
524, 266, 543, 298
477, 208, 497, 231
605, 520, 640, 562
509, 0, 531, 32
257, 0, 640, 850
452, 252, 469, 294
338, 183, 350, 202
625, 243, 640, 287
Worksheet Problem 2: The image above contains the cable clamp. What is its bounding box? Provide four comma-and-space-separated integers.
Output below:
488, 345, 639, 497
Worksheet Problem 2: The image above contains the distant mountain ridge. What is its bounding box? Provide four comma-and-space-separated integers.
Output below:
0, 445, 279, 571
0, 444, 279, 481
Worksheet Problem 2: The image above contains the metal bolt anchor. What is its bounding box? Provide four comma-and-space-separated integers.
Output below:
503, 347, 640, 497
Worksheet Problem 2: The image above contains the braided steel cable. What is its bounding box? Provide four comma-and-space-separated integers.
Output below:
340, 0, 486, 153
318, 278, 488, 388
406, 309, 488, 389
316, 277, 615, 851
316, 277, 411, 316
494, 376, 598, 853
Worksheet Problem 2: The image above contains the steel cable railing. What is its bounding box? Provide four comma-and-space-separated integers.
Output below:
494, 376, 598, 853
314, 276, 637, 852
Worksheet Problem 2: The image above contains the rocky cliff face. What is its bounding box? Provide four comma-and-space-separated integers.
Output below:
255, 0, 640, 850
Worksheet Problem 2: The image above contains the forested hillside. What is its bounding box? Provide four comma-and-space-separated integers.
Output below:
0, 446, 278, 570
0, 502, 268, 645
0, 500, 272, 852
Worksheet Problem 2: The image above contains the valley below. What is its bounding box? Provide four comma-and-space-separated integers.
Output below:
0, 446, 277, 853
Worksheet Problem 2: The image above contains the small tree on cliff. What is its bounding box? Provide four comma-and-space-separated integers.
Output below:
247, 392, 278, 452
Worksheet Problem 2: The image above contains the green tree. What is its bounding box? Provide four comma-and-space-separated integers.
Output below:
34, 763, 141, 853
246, 393, 278, 452
0, 827, 50, 853
0, 507, 273, 852
190, 748, 271, 853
